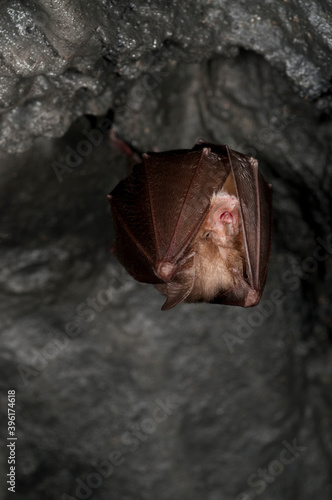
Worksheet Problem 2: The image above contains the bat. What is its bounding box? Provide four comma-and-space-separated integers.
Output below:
108, 139, 272, 311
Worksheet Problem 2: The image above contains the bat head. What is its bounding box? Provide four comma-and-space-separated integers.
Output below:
207, 191, 241, 247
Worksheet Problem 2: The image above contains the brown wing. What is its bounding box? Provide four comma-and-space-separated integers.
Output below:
109, 145, 231, 284
156, 254, 197, 311
212, 146, 272, 307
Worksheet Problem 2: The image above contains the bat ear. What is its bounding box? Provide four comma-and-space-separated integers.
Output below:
160, 256, 196, 311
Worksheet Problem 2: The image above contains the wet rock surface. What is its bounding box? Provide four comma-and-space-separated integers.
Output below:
1, 0, 332, 152
0, 1, 332, 500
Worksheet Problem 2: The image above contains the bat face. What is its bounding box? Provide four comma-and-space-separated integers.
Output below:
185, 189, 245, 300
108, 140, 272, 311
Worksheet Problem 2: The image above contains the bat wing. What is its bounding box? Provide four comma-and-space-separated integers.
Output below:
213, 147, 272, 307
156, 255, 196, 311
110, 146, 231, 284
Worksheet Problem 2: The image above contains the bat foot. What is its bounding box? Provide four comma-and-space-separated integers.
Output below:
109, 129, 142, 165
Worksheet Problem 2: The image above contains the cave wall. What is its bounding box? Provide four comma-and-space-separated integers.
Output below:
0, 1, 332, 499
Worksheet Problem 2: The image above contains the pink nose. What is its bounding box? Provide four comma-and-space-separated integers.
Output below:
220, 211, 233, 224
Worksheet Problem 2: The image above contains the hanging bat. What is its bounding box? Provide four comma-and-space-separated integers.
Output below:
108, 139, 272, 311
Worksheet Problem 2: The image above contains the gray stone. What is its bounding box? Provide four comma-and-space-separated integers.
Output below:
0, 1, 331, 500
0, 0, 332, 152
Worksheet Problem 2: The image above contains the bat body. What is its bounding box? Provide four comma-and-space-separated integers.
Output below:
108, 140, 272, 311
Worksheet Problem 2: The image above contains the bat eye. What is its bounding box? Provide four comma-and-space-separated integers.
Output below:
204, 232, 210, 238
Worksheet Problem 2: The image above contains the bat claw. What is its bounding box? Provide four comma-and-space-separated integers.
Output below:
155, 261, 176, 281
244, 289, 261, 307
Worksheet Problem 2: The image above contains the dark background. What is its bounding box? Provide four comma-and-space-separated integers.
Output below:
0, 1, 331, 499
